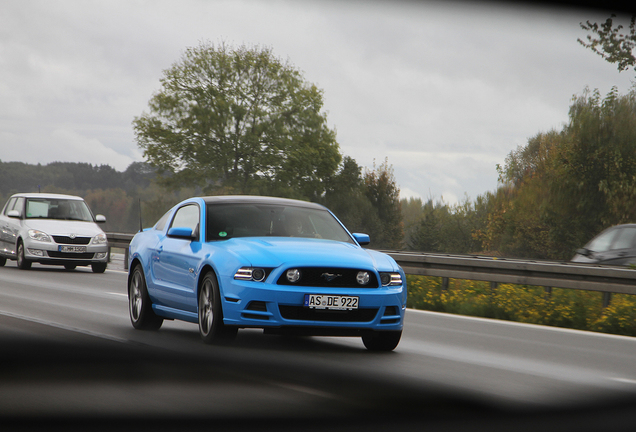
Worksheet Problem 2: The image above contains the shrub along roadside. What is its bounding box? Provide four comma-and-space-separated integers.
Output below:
406, 275, 636, 337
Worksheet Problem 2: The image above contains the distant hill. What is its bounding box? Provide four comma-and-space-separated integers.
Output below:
0, 161, 157, 197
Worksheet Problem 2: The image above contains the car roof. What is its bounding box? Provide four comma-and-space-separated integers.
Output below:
10, 193, 85, 201
201, 195, 327, 210
603, 223, 636, 230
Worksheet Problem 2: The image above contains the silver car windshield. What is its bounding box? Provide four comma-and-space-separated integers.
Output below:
205, 203, 354, 244
25, 198, 94, 222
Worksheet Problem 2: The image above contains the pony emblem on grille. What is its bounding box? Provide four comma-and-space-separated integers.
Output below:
321, 272, 342, 282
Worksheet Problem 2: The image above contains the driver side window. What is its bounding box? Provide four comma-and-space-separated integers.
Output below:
170, 204, 200, 239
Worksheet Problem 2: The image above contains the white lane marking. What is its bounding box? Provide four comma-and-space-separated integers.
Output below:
609, 377, 636, 385
0, 309, 130, 344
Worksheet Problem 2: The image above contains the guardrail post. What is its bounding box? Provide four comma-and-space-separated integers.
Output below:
441, 277, 449, 291
544, 286, 552, 299
124, 247, 129, 271
490, 281, 498, 291
602, 292, 612, 308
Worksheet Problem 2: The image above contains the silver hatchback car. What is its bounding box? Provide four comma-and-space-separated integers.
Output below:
0, 193, 109, 272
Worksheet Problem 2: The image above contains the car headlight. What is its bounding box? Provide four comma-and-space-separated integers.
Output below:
379, 272, 402, 286
28, 230, 51, 242
91, 233, 108, 245
234, 267, 267, 282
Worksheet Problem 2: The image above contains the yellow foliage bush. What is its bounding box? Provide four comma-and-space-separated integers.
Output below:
406, 275, 636, 336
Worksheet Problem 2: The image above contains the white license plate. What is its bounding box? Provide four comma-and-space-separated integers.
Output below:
304, 294, 359, 310
59, 245, 87, 253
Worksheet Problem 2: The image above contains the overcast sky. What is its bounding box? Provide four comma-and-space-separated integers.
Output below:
1, 0, 634, 204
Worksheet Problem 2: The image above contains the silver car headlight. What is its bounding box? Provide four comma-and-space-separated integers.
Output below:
28, 229, 51, 242
234, 267, 267, 282
91, 233, 108, 245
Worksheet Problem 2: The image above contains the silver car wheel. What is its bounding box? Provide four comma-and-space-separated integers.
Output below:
128, 265, 163, 330
198, 278, 214, 337
16, 241, 31, 270
198, 272, 237, 344
130, 270, 143, 323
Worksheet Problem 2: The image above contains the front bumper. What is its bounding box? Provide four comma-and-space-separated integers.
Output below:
23, 238, 109, 265
220, 276, 406, 333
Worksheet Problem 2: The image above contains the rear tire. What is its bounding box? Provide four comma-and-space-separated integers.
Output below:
362, 330, 402, 351
198, 272, 237, 344
16, 241, 31, 270
0, 256, 6, 266
128, 265, 163, 330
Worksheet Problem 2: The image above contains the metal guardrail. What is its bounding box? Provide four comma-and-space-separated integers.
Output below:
383, 251, 636, 296
107, 233, 636, 304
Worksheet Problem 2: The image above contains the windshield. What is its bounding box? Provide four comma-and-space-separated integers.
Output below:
25, 198, 94, 222
205, 203, 354, 244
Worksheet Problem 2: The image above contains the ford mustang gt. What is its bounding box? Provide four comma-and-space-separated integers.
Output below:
127, 196, 406, 350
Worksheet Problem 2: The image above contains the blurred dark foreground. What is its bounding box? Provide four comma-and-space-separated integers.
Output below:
1, 314, 636, 432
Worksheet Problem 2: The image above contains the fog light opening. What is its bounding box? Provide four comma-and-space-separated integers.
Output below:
356, 271, 370, 285
286, 269, 301, 283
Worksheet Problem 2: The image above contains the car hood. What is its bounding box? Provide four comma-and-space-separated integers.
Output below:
218, 237, 399, 271
23, 219, 104, 237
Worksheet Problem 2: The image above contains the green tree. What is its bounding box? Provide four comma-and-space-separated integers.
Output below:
485, 87, 636, 260
322, 156, 373, 234
362, 159, 404, 249
408, 195, 488, 254
579, 14, 636, 75
133, 41, 341, 200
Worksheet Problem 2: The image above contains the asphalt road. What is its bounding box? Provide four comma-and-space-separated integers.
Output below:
1, 257, 636, 431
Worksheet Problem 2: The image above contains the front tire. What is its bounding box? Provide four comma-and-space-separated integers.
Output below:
128, 265, 163, 330
16, 241, 31, 270
198, 272, 237, 344
362, 330, 402, 351
0, 256, 6, 266
91, 263, 107, 273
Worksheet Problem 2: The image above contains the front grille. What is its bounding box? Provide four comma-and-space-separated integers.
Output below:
276, 267, 379, 288
47, 251, 95, 259
279, 305, 378, 322
52, 236, 91, 245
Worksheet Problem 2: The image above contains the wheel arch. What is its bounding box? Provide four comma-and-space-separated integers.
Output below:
197, 264, 219, 305
128, 257, 144, 285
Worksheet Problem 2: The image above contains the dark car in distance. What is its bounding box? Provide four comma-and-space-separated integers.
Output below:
571, 224, 636, 266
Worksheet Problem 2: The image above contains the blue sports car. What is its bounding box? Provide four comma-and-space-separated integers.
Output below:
127, 196, 407, 351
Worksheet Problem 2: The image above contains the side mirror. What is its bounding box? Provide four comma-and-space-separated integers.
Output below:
352, 233, 370, 246
7, 210, 21, 219
167, 226, 195, 240
576, 248, 591, 257
95, 214, 107, 223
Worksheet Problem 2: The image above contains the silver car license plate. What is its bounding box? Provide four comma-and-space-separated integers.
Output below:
59, 245, 87, 253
